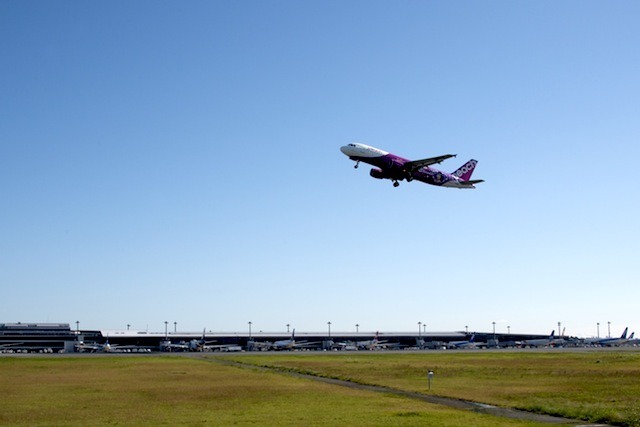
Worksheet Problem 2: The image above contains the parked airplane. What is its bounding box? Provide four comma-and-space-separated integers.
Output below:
190, 329, 243, 352
447, 334, 477, 349
76, 339, 151, 353
158, 339, 191, 352
340, 143, 483, 188
271, 330, 320, 350
521, 331, 557, 348
597, 328, 631, 346
353, 332, 389, 350
75, 340, 113, 352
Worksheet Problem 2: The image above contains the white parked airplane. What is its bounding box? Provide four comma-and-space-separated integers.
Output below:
521, 331, 559, 348
597, 328, 632, 346
447, 335, 477, 349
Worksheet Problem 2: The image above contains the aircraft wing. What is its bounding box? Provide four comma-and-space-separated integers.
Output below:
293, 340, 322, 348
404, 154, 456, 172
201, 343, 240, 350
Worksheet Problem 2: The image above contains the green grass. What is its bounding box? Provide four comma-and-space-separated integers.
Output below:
226, 350, 640, 426
0, 355, 546, 426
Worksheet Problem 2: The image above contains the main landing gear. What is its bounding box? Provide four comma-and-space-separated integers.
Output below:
354, 161, 360, 169
393, 180, 400, 187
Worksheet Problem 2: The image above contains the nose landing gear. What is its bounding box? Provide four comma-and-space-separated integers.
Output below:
393, 181, 400, 187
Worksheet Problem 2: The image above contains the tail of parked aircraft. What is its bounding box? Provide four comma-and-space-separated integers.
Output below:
452, 159, 478, 181
621, 327, 628, 339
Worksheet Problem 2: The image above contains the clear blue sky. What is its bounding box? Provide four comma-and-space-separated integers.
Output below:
2, 2, 638, 337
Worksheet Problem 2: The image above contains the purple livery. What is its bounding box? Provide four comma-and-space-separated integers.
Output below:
340, 143, 484, 189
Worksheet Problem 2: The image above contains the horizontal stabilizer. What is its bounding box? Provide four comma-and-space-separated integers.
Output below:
463, 179, 484, 185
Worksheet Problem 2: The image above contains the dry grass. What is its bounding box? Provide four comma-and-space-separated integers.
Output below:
229, 350, 640, 426
0, 355, 546, 426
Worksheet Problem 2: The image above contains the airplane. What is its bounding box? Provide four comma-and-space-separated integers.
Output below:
270, 330, 320, 351
414, 338, 446, 350
159, 339, 191, 352
189, 329, 243, 352
596, 328, 631, 347
75, 340, 113, 353
521, 331, 558, 348
246, 338, 273, 351
340, 143, 483, 188
357, 332, 391, 350
75, 339, 151, 353
447, 334, 477, 349
334, 332, 390, 350
551, 329, 567, 347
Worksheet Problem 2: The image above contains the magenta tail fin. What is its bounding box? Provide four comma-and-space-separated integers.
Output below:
452, 159, 478, 181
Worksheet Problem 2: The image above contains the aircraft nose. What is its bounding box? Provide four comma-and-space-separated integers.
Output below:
340, 145, 350, 155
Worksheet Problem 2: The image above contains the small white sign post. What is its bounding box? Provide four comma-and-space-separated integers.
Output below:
427, 370, 434, 390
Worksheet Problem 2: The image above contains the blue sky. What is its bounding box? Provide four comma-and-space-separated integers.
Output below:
2, 2, 639, 337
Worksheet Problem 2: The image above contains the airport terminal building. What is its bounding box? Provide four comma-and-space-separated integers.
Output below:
0, 323, 81, 353
1, 322, 564, 353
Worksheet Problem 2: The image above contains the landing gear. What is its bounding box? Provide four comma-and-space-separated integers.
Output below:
354, 161, 360, 169
393, 181, 400, 187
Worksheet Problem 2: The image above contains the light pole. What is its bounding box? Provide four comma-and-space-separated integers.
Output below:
597, 322, 600, 338
558, 321, 561, 337
492, 321, 496, 338
327, 321, 331, 338
507, 325, 511, 334
608, 321, 611, 338
127, 324, 130, 331
356, 324, 359, 333
164, 321, 168, 339
286, 324, 290, 333
423, 323, 426, 334
418, 321, 422, 338
75, 321, 79, 334
248, 321, 252, 339
174, 322, 177, 333
465, 325, 468, 334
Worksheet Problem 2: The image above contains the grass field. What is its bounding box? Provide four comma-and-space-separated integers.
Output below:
0, 355, 548, 426
227, 350, 640, 426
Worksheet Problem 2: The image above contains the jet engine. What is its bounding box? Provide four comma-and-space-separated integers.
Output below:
369, 168, 388, 179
